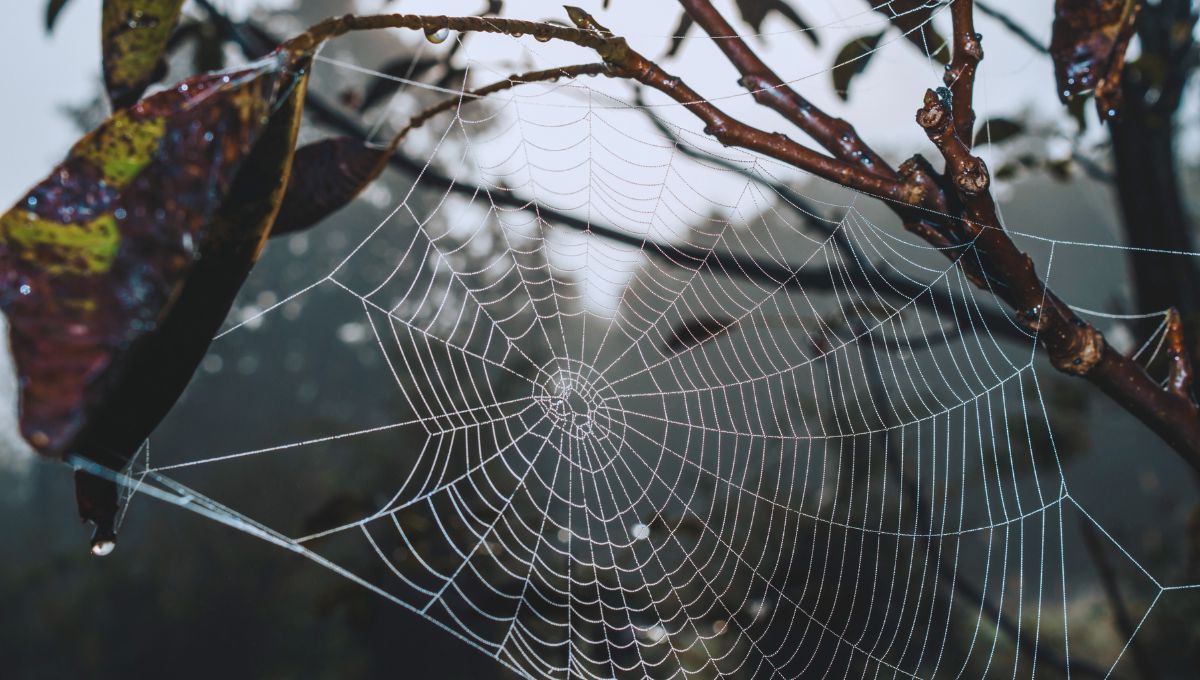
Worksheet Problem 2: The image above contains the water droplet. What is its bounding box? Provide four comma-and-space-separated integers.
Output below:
179, 83, 189, 93
535, 33, 552, 42
425, 26, 450, 44
203, 132, 214, 142
91, 539, 116, 557
19, 284, 32, 296
631, 523, 650, 540
25, 196, 37, 208
114, 208, 127, 220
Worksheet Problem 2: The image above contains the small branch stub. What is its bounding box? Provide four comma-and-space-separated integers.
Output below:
1166, 308, 1197, 403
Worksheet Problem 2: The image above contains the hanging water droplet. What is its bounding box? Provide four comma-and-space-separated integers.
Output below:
91, 539, 116, 557
535, 33, 552, 43
425, 26, 450, 44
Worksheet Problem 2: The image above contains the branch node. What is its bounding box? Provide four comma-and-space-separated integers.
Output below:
1050, 323, 1106, 376
955, 157, 990, 195
898, 154, 940, 208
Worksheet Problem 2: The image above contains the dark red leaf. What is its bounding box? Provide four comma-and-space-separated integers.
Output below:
272, 137, 390, 237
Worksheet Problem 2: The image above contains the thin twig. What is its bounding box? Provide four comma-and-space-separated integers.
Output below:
196, 1, 1200, 470
678, 0, 896, 178
976, 1, 1047, 54
1078, 518, 1160, 680
945, 0, 982, 146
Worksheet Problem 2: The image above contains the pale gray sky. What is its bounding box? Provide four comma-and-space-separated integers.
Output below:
0, 0, 1064, 210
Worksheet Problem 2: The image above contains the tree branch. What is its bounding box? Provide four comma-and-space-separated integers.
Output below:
945, 0, 982, 146
915, 27, 1200, 473
198, 1, 1200, 469
633, 90, 1026, 343
677, 0, 897, 178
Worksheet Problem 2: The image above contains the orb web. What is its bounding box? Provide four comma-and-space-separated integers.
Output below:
81, 2, 1199, 678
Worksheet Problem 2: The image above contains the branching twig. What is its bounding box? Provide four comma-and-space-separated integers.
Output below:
677, 0, 896, 178
634, 91, 1026, 343
195, 0, 1200, 470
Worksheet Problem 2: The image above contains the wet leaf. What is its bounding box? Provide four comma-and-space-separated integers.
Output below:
1050, 0, 1139, 119
272, 137, 391, 237
664, 316, 737, 352
1, 41, 314, 545
359, 56, 440, 111
102, 0, 186, 108
972, 118, 1026, 146
832, 32, 885, 101
870, 0, 950, 64
0, 46, 312, 465
46, 0, 72, 32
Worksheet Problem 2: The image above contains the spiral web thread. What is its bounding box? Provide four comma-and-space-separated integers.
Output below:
78, 2, 1200, 677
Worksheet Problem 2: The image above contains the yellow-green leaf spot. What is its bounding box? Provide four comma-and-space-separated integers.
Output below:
102, 0, 185, 106
1, 211, 121, 275
72, 111, 166, 186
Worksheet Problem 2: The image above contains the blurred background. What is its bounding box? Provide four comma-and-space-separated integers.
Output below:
3, 1, 1200, 677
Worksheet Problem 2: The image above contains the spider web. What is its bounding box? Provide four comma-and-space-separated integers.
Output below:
74, 2, 1200, 678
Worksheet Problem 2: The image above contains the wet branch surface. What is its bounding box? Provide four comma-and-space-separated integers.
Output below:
196, 0, 1200, 470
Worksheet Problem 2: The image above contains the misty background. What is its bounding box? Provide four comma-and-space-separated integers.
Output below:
3, 1, 1200, 678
